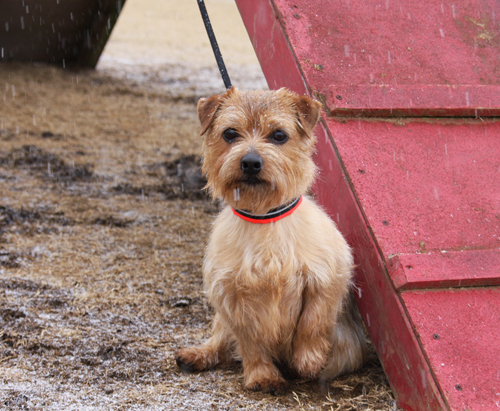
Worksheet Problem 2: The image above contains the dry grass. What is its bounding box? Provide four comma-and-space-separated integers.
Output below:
0, 63, 399, 410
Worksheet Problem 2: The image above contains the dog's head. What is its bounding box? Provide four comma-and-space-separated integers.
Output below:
199, 87, 322, 214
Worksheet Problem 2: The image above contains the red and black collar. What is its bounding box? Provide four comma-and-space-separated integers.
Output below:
231, 196, 302, 224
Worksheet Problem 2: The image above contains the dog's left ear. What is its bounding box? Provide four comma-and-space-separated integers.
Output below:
295, 95, 322, 135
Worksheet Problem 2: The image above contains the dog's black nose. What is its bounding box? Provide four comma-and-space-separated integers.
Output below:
241, 152, 263, 175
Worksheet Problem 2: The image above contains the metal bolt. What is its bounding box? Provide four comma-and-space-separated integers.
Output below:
455, 384, 462, 391
382, 220, 389, 226
433, 334, 440, 340
336, 95, 342, 100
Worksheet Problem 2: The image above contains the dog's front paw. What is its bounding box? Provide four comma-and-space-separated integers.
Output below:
175, 346, 217, 373
243, 362, 288, 395
245, 376, 288, 395
292, 346, 327, 380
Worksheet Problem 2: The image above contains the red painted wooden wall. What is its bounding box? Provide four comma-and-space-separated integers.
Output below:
235, 1, 500, 410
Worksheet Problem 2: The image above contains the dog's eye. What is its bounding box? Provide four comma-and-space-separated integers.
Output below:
222, 128, 239, 143
269, 130, 289, 144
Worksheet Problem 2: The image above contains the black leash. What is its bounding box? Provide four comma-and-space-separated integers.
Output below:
197, 0, 232, 89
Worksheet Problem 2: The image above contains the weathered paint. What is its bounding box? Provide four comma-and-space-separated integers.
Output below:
273, 0, 500, 117
328, 118, 500, 256
313, 123, 448, 410
236, 0, 500, 410
402, 288, 500, 410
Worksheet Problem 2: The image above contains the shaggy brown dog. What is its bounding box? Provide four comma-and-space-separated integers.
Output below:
175, 87, 366, 394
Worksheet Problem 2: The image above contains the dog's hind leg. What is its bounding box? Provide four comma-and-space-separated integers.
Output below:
175, 314, 234, 372
320, 294, 367, 381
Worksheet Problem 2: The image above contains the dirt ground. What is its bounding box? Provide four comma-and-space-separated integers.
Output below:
1, 1, 398, 410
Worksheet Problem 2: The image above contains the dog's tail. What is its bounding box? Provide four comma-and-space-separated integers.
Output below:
320, 293, 367, 381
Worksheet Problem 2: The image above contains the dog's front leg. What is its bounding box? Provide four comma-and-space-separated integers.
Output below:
292, 286, 341, 379
175, 313, 233, 372
236, 334, 287, 395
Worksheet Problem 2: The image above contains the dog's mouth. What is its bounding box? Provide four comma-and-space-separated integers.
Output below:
241, 175, 266, 186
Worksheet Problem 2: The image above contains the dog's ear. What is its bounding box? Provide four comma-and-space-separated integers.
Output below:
198, 94, 223, 135
295, 95, 322, 135
197, 87, 237, 135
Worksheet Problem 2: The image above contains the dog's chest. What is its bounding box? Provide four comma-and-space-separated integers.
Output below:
207, 235, 304, 335
205, 216, 305, 311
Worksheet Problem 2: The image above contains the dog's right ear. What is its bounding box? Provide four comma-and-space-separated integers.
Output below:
198, 87, 237, 135
198, 95, 222, 135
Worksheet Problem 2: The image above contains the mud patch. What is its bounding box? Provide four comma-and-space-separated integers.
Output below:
0, 205, 74, 237
92, 215, 134, 228
41, 131, 64, 140
0, 251, 21, 268
167, 296, 200, 308
2, 392, 30, 410
0, 308, 26, 322
162, 154, 206, 193
0, 278, 47, 292
114, 154, 208, 201
0, 145, 93, 182
0, 205, 73, 228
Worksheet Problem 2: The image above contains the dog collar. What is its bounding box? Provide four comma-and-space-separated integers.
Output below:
232, 196, 302, 224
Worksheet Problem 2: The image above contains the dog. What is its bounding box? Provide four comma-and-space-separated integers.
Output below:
175, 87, 366, 394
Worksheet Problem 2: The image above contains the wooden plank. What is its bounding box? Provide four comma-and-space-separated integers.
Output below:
312, 85, 500, 117
313, 124, 447, 410
402, 288, 500, 411
271, 0, 500, 116
234, 0, 307, 93
325, 118, 500, 258
388, 250, 500, 290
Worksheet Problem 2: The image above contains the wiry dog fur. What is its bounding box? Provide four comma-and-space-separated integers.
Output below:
175, 87, 366, 394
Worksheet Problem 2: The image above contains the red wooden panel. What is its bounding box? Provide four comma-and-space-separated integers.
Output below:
312, 124, 447, 410
235, 0, 307, 93
326, 118, 500, 258
388, 250, 500, 290
402, 288, 500, 411
235, 1, 500, 410
272, 0, 500, 116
